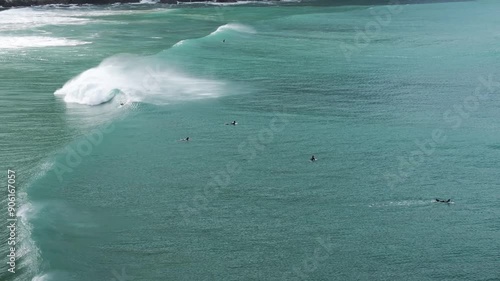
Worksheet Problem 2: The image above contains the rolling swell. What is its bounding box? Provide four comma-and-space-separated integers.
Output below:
17, 20, 256, 281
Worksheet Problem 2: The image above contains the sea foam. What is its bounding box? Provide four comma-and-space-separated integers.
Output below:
0, 8, 90, 31
54, 54, 226, 106
0, 36, 91, 49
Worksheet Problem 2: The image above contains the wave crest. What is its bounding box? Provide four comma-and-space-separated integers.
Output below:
211, 23, 256, 36
54, 54, 226, 106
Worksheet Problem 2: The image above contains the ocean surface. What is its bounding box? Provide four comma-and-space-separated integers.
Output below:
1, 1, 499, 280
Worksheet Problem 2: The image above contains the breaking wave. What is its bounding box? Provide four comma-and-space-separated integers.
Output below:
54, 54, 226, 106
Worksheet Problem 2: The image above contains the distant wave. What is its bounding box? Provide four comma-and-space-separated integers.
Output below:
177, 1, 278, 6
0, 36, 91, 49
0, 7, 90, 31
54, 54, 226, 106
0, 6, 161, 31
210, 23, 256, 36
172, 23, 256, 48
136, 0, 160, 4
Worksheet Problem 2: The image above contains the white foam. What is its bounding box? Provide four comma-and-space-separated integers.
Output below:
0, 8, 90, 31
54, 54, 226, 106
368, 200, 430, 208
178, 1, 276, 6
17, 203, 37, 225
0, 6, 162, 31
0, 36, 91, 49
138, 0, 160, 4
210, 23, 256, 36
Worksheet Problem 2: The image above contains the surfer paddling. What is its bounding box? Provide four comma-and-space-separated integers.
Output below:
435, 198, 451, 203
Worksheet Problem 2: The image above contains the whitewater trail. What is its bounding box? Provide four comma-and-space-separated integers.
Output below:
0, 36, 91, 49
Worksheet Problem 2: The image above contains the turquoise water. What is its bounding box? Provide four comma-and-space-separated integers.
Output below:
1, 1, 500, 280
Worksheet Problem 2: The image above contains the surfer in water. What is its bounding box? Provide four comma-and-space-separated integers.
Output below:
226, 121, 237, 126
310, 155, 316, 162
435, 198, 451, 203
